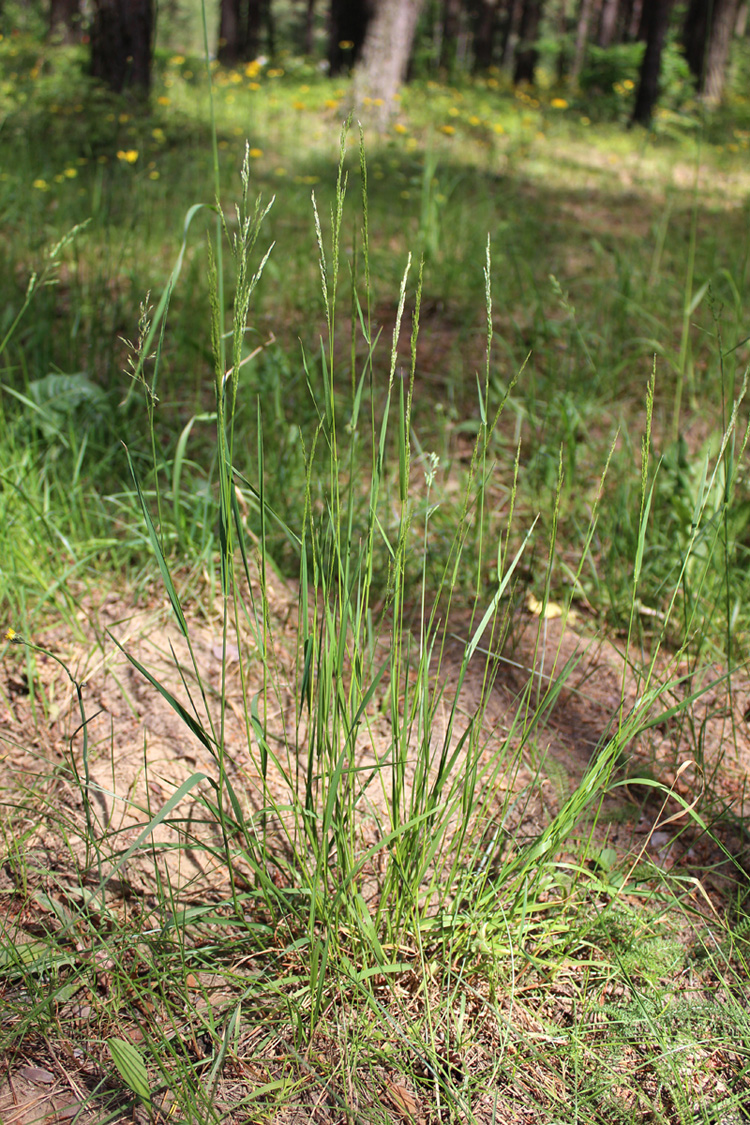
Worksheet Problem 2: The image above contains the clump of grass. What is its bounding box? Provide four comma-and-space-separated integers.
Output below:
3, 109, 750, 1124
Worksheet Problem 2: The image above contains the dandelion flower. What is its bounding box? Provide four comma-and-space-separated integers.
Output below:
157, 95, 170, 106
550, 97, 568, 109
394, 122, 408, 134
64, 166, 77, 178
33, 178, 49, 190
440, 124, 455, 136
248, 147, 263, 158
117, 149, 139, 163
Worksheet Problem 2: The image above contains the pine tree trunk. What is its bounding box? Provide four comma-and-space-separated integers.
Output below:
303, 0, 316, 54
353, 0, 425, 128
682, 0, 708, 83
513, 0, 545, 84
631, 0, 672, 124
501, 0, 523, 70
90, 0, 153, 93
440, 0, 463, 70
703, 0, 739, 102
597, 0, 620, 46
472, 0, 499, 69
218, 0, 243, 63
247, 0, 263, 59
572, 0, 597, 79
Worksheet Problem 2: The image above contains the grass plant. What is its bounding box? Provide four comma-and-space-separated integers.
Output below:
2, 31, 750, 1125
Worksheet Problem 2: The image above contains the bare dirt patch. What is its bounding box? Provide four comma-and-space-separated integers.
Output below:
3, 570, 750, 1123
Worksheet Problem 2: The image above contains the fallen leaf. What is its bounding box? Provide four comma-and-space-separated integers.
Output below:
18, 1066, 55, 1084
385, 1079, 419, 1121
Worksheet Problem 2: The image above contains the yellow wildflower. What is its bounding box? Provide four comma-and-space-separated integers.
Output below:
249, 147, 263, 158
32, 178, 49, 190
440, 124, 455, 136
157, 95, 170, 106
117, 150, 139, 164
64, 166, 77, 178
551, 97, 568, 109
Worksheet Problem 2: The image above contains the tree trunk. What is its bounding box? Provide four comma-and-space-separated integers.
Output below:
353, 0, 425, 128
571, 0, 597, 79
682, 0, 739, 102
440, 0, 463, 71
619, 0, 643, 39
472, 0, 499, 69
218, 0, 243, 63
329, 0, 372, 75
704, 0, 740, 102
90, 0, 153, 93
500, 0, 522, 69
597, 0, 620, 45
247, 0, 264, 58
682, 0, 709, 82
631, 0, 672, 124
513, 0, 545, 84
634, 0, 649, 39
303, 0, 315, 54
49, 0, 82, 43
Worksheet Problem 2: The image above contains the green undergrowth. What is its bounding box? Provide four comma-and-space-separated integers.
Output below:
3, 23, 750, 1119
2, 101, 750, 1120
4, 37, 750, 656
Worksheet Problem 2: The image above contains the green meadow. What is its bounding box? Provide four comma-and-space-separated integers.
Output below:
3, 27, 750, 1124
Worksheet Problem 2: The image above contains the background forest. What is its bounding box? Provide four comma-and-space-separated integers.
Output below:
3, 1, 750, 1123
